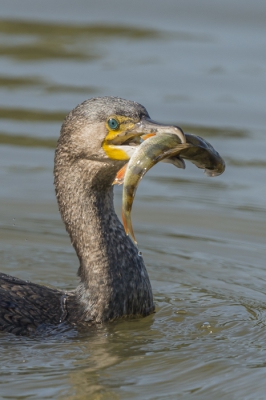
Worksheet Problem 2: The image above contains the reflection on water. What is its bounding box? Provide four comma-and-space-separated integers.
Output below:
1, 0, 266, 398
0, 132, 56, 148
0, 19, 164, 40
0, 19, 165, 62
0, 75, 98, 94
0, 107, 65, 122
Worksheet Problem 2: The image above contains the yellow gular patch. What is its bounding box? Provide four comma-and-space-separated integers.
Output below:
102, 115, 137, 160
102, 143, 129, 160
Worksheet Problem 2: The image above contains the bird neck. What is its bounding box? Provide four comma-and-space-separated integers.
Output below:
54, 153, 154, 322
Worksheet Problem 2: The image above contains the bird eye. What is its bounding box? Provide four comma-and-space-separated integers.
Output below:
108, 118, 119, 130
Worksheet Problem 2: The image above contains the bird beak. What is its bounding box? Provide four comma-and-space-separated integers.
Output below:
103, 117, 186, 161
112, 117, 186, 145
125, 117, 186, 144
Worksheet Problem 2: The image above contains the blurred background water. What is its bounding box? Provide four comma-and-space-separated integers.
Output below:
0, 0, 266, 398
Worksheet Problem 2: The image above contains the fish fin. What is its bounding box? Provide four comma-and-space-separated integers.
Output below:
113, 163, 128, 185
162, 156, 186, 169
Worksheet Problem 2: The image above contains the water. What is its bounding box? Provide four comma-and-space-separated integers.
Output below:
0, 0, 266, 398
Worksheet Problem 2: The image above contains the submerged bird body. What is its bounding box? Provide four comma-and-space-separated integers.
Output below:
0, 97, 225, 336
0, 274, 68, 335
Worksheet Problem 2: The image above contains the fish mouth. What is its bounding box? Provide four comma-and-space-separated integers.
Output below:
104, 117, 186, 160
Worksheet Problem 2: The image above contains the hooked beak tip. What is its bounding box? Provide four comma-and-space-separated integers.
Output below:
127, 117, 186, 145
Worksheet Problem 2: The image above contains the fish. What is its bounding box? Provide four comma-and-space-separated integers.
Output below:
121, 133, 189, 244
121, 132, 225, 244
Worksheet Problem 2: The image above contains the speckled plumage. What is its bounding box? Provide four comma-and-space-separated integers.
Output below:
0, 97, 155, 336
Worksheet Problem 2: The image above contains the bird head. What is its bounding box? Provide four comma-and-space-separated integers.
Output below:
58, 96, 185, 169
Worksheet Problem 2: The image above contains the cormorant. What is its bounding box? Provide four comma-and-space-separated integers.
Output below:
0, 97, 188, 335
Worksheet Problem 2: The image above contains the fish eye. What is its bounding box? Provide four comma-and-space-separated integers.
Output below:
108, 118, 119, 130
